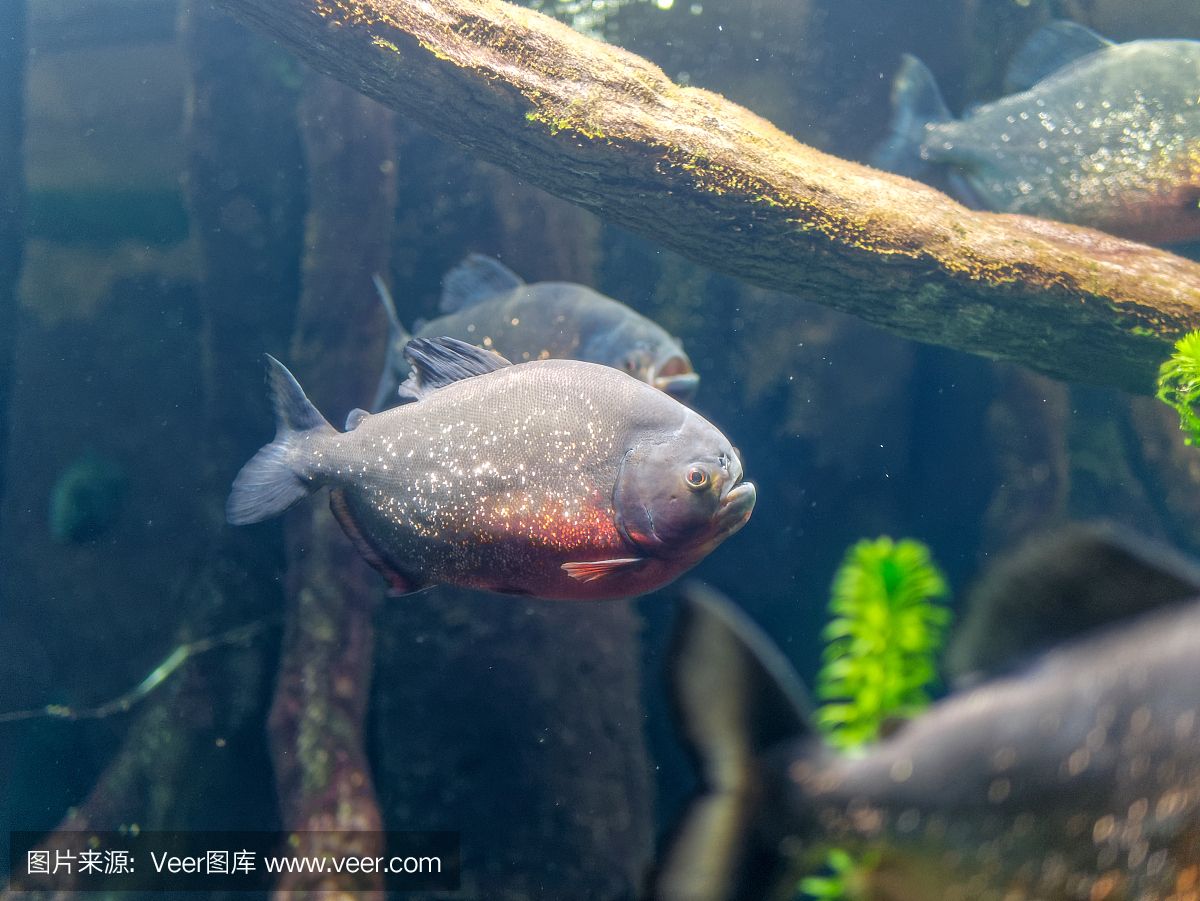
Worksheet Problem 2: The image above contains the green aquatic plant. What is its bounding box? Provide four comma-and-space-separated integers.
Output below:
801, 537, 950, 900
799, 848, 863, 900
1156, 330, 1200, 446
814, 536, 950, 752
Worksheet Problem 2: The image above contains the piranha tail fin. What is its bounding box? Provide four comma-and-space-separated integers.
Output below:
226, 355, 333, 526
872, 53, 952, 180
370, 274, 413, 412
655, 583, 812, 901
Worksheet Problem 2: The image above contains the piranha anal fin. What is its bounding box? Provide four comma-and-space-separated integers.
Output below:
226, 355, 333, 526
655, 583, 812, 901
1003, 20, 1113, 94
371, 273, 413, 413
329, 489, 419, 597
440, 253, 525, 314
397, 336, 513, 402
561, 557, 645, 582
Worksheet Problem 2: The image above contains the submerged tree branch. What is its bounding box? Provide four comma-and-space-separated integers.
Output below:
268, 75, 397, 897
215, 0, 1200, 393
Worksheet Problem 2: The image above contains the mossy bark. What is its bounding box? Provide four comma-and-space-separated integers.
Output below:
0, 0, 24, 514
211, 0, 1200, 394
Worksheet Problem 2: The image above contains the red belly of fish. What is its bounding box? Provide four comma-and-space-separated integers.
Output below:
454, 493, 646, 600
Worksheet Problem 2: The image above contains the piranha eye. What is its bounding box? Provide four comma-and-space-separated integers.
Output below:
685, 465, 709, 490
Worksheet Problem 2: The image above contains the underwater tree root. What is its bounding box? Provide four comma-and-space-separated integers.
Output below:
212, 0, 1200, 394
0, 563, 278, 901
264, 74, 398, 897
0, 620, 272, 723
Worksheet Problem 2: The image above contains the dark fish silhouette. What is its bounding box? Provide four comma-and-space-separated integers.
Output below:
657, 533, 1200, 901
49, 453, 128, 544
945, 521, 1200, 686
876, 22, 1200, 244
227, 337, 753, 601
371, 254, 697, 411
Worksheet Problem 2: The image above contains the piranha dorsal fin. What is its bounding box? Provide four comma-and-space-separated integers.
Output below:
440, 253, 525, 314
871, 54, 952, 181
1004, 21, 1114, 94
370, 274, 413, 413
655, 583, 812, 901
946, 521, 1200, 686
397, 336, 513, 402
561, 557, 645, 582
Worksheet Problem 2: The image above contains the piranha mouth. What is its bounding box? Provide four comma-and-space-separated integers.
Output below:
653, 357, 699, 400
715, 479, 756, 538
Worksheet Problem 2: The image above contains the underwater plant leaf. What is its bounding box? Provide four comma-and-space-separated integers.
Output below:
821, 617, 857, 641
799, 838, 881, 901
827, 849, 855, 871
815, 703, 857, 725
799, 875, 845, 898
1157, 331, 1200, 446
819, 657, 858, 681
813, 536, 951, 753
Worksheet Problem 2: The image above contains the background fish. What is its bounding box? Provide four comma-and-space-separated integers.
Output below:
658, 535, 1200, 901
945, 521, 1200, 687
371, 254, 698, 411
875, 21, 1200, 245
228, 337, 753, 601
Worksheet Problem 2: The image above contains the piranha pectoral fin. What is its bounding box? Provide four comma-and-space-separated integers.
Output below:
329, 489, 420, 597
561, 557, 646, 583
655, 583, 814, 901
